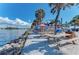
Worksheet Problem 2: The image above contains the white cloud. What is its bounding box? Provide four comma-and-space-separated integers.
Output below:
0, 17, 14, 23
0, 17, 31, 26
15, 18, 30, 25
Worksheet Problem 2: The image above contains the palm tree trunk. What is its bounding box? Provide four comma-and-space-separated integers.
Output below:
61, 18, 63, 31
54, 8, 61, 35
74, 23, 76, 30
19, 29, 31, 54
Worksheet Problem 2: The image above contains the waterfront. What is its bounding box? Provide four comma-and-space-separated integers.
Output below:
0, 29, 26, 46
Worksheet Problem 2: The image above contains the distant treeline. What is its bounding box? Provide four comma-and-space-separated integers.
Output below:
0, 27, 27, 30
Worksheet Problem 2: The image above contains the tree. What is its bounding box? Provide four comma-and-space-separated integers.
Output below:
70, 15, 79, 25
35, 9, 45, 22
49, 3, 77, 35
31, 20, 37, 29
50, 20, 56, 24
31, 9, 45, 29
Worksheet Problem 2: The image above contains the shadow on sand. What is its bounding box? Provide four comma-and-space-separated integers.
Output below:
22, 41, 63, 55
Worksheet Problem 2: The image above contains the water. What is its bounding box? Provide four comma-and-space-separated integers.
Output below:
0, 29, 26, 47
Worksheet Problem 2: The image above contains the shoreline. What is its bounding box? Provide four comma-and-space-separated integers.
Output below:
0, 31, 79, 55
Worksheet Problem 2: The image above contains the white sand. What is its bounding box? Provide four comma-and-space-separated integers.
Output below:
59, 32, 79, 55
22, 32, 79, 55
22, 34, 63, 55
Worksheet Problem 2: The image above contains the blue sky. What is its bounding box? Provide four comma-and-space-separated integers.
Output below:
0, 3, 79, 24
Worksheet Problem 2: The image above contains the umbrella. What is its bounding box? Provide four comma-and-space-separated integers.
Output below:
40, 23, 46, 27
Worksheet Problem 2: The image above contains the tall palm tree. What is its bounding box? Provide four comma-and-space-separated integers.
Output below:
14, 9, 45, 54
49, 3, 77, 35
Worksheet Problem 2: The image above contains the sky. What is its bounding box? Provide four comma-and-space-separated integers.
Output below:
0, 3, 79, 24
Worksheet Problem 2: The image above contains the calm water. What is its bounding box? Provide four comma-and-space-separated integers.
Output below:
0, 29, 26, 47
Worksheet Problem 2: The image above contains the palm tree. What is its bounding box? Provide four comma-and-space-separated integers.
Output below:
73, 15, 79, 25
35, 9, 45, 22
50, 19, 55, 24
49, 3, 77, 35
11, 9, 44, 54
21, 9, 45, 53
31, 9, 45, 29
31, 20, 37, 29
69, 15, 79, 30
70, 15, 79, 25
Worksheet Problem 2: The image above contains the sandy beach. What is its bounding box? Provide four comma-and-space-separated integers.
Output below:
22, 32, 79, 55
